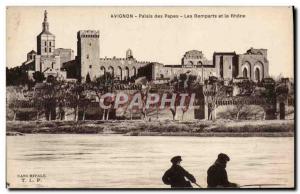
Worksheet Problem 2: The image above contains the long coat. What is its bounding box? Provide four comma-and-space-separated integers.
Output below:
207, 161, 237, 188
162, 164, 196, 188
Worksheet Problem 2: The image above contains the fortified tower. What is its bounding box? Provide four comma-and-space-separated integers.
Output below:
77, 30, 100, 81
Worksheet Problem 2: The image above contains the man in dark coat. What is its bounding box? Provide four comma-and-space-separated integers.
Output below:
162, 156, 196, 188
207, 153, 238, 188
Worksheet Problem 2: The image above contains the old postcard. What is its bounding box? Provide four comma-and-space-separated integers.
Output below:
6, 6, 294, 189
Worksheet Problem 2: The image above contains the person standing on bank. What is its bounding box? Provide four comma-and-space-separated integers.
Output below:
162, 156, 197, 188
207, 153, 239, 188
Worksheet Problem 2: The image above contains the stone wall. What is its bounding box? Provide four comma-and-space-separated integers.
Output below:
54, 48, 75, 67
35, 55, 60, 72
153, 64, 216, 81
214, 53, 237, 80
237, 49, 269, 81
98, 58, 150, 81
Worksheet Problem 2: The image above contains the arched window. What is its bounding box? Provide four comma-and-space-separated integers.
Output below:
125, 67, 130, 80
220, 63, 223, 78
116, 66, 122, 80
254, 61, 264, 81
241, 61, 251, 79
255, 68, 260, 82
100, 66, 106, 76
132, 67, 137, 77
243, 68, 248, 78
107, 66, 114, 77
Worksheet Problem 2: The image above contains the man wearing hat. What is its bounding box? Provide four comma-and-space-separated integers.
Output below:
162, 156, 196, 188
207, 153, 238, 188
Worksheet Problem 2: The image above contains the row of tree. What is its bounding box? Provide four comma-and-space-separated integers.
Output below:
7, 70, 292, 121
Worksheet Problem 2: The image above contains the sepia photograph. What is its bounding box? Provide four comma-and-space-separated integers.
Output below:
5, 6, 294, 189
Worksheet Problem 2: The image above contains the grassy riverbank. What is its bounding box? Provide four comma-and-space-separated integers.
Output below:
6, 119, 294, 137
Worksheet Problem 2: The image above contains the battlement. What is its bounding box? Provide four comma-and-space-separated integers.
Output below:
99, 57, 152, 64
100, 57, 136, 61
140, 61, 152, 64
77, 30, 100, 38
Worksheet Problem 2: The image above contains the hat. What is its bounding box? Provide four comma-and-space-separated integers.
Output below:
171, 156, 182, 164
218, 153, 230, 163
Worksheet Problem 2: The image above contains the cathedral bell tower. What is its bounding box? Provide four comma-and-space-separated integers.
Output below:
36, 10, 55, 57
35, 10, 60, 73
42, 10, 49, 32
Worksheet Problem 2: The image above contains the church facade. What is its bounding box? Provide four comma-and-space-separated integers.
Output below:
25, 11, 74, 80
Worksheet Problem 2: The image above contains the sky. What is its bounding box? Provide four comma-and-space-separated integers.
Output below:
6, 6, 294, 77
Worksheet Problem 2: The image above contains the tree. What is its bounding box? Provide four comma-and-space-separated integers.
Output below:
259, 78, 277, 120
7, 86, 31, 121
7, 88, 22, 120
236, 79, 256, 96
170, 108, 176, 120
86, 73, 91, 83
80, 97, 91, 121
105, 95, 115, 120
46, 75, 56, 83
32, 87, 46, 120
168, 92, 181, 121
65, 83, 84, 121
55, 82, 68, 120
35, 82, 58, 120
180, 94, 194, 121
234, 96, 247, 120
33, 71, 46, 83
95, 72, 113, 86
90, 79, 110, 120
6, 67, 30, 86
203, 81, 226, 120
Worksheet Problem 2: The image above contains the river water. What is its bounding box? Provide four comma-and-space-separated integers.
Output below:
6, 134, 294, 188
